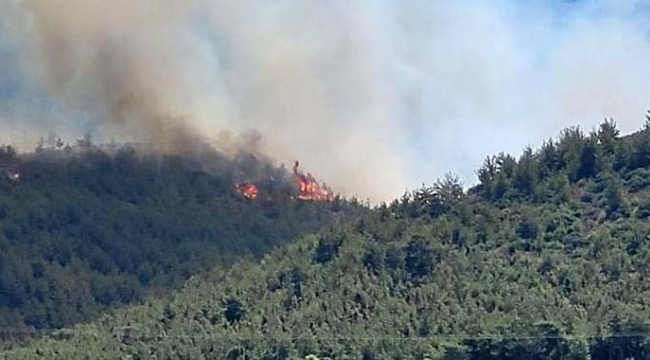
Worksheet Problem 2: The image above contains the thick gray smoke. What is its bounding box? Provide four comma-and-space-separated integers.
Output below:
1, 0, 650, 202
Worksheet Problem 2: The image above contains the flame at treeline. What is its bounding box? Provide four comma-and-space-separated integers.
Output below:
234, 161, 335, 202
292, 161, 335, 201
234, 183, 259, 199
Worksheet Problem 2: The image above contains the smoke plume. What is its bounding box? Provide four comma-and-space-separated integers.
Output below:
1, 0, 650, 202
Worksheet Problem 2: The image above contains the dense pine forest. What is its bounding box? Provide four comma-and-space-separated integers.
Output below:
4, 115, 650, 359
0, 141, 361, 338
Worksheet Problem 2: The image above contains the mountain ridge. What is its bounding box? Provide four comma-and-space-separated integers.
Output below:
4, 117, 650, 358
0, 144, 363, 339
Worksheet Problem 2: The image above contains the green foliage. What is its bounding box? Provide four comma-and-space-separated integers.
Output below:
0, 147, 360, 334
224, 298, 244, 325
516, 215, 539, 240
5, 116, 650, 358
403, 237, 435, 281
311, 233, 343, 264
513, 147, 537, 196
597, 118, 620, 155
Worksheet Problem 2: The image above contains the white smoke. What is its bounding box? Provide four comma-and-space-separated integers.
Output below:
0, 0, 649, 202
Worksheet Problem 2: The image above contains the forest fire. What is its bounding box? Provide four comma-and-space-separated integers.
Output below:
293, 161, 335, 201
234, 161, 335, 202
235, 183, 259, 199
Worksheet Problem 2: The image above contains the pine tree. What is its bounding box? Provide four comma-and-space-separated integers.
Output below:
597, 118, 619, 155
514, 147, 537, 196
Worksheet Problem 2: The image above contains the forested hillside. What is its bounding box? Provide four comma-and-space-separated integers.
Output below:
5, 116, 650, 359
0, 143, 361, 337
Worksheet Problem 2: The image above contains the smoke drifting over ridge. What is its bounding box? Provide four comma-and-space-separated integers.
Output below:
1, 0, 650, 202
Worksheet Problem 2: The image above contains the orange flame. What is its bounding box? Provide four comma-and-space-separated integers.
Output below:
235, 183, 259, 199
293, 161, 334, 201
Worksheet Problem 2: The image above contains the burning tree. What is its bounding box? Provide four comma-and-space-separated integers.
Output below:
233, 160, 336, 202
235, 183, 259, 199
292, 161, 335, 201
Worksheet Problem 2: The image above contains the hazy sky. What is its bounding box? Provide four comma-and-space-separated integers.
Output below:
1, 0, 649, 201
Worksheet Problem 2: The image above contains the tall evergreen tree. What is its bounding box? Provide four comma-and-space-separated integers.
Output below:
513, 147, 537, 196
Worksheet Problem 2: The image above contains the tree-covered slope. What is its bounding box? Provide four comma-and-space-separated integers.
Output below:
5, 117, 650, 359
0, 144, 361, 335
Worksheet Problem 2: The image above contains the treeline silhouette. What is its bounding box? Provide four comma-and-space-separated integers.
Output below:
0, 143, 362, 336
5, 114, 650, 358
